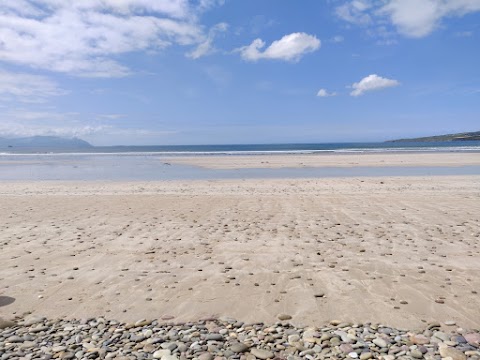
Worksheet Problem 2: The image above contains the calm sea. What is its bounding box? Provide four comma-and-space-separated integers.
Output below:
2, 140, 480, 155
1, 141, 480, 181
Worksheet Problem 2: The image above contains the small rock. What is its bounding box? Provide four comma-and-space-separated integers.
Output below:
161, 355, 179, 360
153, 350, 171, 359
464, 333, 480, 347
340, 344, 354, 353
23, 316, 44, 326
230, 343, 249, 353
198, 353, 214, 360
373, 338, 388, 348
0, 318, 16, 329
410, 349, 424, 359
410, 334, 430, 345
359, 352, 373, 360
205, 333, 224, 341
439, 347, 466, 360
277, 314, 292, 321
250, 348, 274, 359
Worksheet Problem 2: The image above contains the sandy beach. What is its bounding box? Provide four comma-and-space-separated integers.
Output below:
1, 174, 479, 331
167, 152, 480, 170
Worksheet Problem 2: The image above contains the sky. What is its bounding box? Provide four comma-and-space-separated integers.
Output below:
0, 0, 479, 146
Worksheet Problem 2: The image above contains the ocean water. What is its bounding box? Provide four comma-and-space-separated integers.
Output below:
1, 141, 480, 181
2, 140, 480, 155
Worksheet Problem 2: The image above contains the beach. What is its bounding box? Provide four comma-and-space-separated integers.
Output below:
1, 172, 479, 331
1, 150, 480, 359
167, 152, 480, 170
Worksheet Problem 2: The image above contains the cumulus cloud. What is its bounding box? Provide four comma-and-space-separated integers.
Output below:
317, 89, 337, 97
237, 32, 320, 62
336, 0, 480, 38
0, 0, 221, 77
0, 69, 66, 102
350, 74, 400, 96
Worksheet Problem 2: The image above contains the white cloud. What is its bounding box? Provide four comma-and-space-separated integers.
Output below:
237, 32, 321, 62
336, 0, 373, 25
381, 0, 480, 37
331, 35, 345, 43
96, 114, 127, 120
0, 69, 66, 102
455, 30, 474, 37
187, 22, 228, 59
0, 109, 106, 140
317, 89, 337, 97
336, 0, 480, 38
0, 0, 222, 77
350, 74, 400, 96
0, 109, 175, 141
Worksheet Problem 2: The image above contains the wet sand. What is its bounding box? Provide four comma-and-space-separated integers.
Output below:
167, 152, 480, 169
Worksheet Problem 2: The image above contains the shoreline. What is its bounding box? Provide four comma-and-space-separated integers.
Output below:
1, 152, 480, 182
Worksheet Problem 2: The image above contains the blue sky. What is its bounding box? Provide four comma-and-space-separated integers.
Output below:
0, 0, 479, 145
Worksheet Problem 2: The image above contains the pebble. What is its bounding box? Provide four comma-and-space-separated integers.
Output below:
410, 349, 423, 358
153, 350, 171, 358
230, 343, 249, 353
250, 348, 274, 359
410, 334, 430, 345
0, 316, 477, 360
373, 338, 388, 348
439, 346, 467, 360
277, 314, 292, 321
205, 333, 224, 341
0, 318, 15, 329
359, 352, 373, 360
464, 333, 480, 346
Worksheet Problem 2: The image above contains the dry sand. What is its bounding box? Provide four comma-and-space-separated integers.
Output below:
167, 152, 480, 169
1, 175, 479, 330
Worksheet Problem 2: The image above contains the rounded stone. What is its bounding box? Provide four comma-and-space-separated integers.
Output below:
359, 352, 373, 360
439, 347, 466, 360
0, 318, 16, 329
277, 314, 292, 321
250, 348, 274, 359
230, 343, 249, 353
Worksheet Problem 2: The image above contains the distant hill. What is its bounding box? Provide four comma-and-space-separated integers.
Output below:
386, 131, 480, 143
0, 136, 92, 148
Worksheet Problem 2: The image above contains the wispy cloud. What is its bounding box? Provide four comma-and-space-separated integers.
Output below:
203, 65, 232, 88
237, 32, 321, 62
0, 108, 176, 142
187, 22, 229, 59
96, 114, 128, 120
0, 69, 67, 103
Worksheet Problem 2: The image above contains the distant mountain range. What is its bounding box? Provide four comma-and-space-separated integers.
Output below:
0, 136, 92, 148
387, 131, 480, 143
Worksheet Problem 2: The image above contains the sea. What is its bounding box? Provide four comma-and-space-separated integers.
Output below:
1, 141, 480, 181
